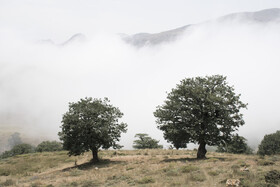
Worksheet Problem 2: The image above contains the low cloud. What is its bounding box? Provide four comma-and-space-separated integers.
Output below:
0, 15, 280, 149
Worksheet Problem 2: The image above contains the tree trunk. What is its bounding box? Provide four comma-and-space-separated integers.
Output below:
91, 149, 99, 163
197, 142, 207, 159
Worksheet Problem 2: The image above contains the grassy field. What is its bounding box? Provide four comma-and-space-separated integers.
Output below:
0, 149, 279, 186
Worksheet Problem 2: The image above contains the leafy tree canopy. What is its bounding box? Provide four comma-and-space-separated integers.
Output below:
216, 134, 252, 154
154, 75, 247, 159
58, 97, 127, 162
133, 133, 163, 149
258, 130, 280, 156
36, 141, 63, 152
0, 143, 34, 159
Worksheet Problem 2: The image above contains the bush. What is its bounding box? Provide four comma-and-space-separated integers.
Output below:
265, 170, 280, 184
180, 165, 199, 173
1, 179, 15, 186
258, 131, 280, 156
36, 141, 63, 152
137, 177, 155, 184
216, 134, 252, 154
10, 143, 34, 155
0, 143, 34, 159
189, 171, 206, 182
257, 159, 275, 166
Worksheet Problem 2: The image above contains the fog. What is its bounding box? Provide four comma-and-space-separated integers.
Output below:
1, 1, 280, 150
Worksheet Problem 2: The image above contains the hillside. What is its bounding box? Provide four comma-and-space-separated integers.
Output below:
0, 150, 279, 186
42, 8, 280, 48
122, 8, 280, 47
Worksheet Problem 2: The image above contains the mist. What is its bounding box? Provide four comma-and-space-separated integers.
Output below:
1, 2, 280, 150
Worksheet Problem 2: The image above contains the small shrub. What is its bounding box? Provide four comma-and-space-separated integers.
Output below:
219, 179, 228, 184
208, 170, 220, 176
231, 164, 239, 169
137, 176, 155, 184
0, 168, 11, 176
68, 169, 82, 176
189, 171, 206, 182
181, 165, 199, 173
269, 156, 280, 162
69, 182, 78, 187
239, 178, 250, 187
166, 168, 181, 176
1, 179, 15, 186
81, 180, 100, 187
238, 160, 250, 167
126, 166, 134, 170
257, 159, 275, 166
31, 183, 41, 187
265, 170, 280, 184
254, 183, 276, 187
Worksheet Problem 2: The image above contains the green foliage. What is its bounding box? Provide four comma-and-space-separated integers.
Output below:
133, 133, 163, 149
36, 141, 63, 152
137, 176, 155, 184
10, 143, 34, 155
208, 170, 220, 176
265, 170, 280, 184
258, 131, 280, 156
154, 75, 247, 158
189, 171, 206, 182
8, 132, 22, 149
216, 134, 253, 154
180, 165, 199, 173
257, 159, 275, 166
1, 179, 15, 186
0, 143, 34, 159
58, 97, 127, 162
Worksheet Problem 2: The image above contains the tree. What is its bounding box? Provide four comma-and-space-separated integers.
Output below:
133, 133, 163, 149
216, 134, 252, 154
0, 143, 34, 159
154, 75, 247, 159
258, 131, 280, 156
58, 97, 127, 163
36, 141, 63, 152
8, 132, 22, 149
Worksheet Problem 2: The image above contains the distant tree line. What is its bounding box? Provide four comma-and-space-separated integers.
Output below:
0, 139, 63, 159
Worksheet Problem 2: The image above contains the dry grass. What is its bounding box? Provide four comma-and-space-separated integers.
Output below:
0, 149, 279, 186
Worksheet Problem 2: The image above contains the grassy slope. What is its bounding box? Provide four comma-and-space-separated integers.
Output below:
0, 150, 279, 187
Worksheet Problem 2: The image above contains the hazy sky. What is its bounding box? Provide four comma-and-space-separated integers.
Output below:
1, 0, 280, 40
1, 0, 280, 149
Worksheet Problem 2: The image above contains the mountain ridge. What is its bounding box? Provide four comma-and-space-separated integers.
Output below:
41, 8, 280, 47
123, 8, 280, 47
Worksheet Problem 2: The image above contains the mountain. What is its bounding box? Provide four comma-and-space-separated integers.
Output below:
121, 25, 190, 47
39, 33, 86, 46
219, 8, 280, 23
122, 8, 280, 47
40, 8, 280, 48
60, 33, 86, 46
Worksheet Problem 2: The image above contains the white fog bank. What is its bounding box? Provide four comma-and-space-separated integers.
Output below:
1, 2, 280, 149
